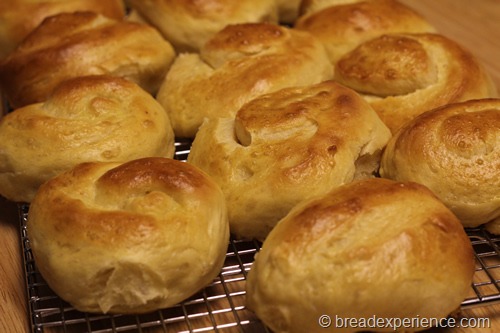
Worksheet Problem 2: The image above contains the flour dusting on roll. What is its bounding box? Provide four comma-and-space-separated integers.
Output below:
28, 157, 229, 314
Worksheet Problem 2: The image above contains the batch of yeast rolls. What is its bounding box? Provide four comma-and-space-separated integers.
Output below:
0, 0, 499, 332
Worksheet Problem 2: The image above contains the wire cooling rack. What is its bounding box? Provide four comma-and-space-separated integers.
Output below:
18, 139, 500, 333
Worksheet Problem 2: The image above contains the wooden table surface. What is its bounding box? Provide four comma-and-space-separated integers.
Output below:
1, 0, 499, 332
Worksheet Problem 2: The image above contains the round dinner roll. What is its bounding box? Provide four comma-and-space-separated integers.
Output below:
0, 0, 125, 59
246, 178, 475, 333
295, 0, 436, 65
28, 157, 229, 314
156, 22, 334, 138
380, 99, 500, 228
334, 33, 498, 133
0, 11, 176, 109
0, 75, 175, 203
126, 0, 279, 52
188, 81, 391, 240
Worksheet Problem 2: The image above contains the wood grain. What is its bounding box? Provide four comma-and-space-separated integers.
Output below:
399, 0, 500, 94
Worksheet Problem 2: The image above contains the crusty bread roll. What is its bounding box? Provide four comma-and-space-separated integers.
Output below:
335, 33, 498, 133
0, 0, 125, 59
0, 11, 176, 108
28, 157, 229, 314
380, 99, 500, 228
0, 75, 175, 203
246, 178, 475, 333
126, 0, 278, 52
156, 22, 334, 138
188, 81, 391, 240
295, 0, 436, 65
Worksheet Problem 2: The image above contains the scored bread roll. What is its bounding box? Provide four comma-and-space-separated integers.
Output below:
0, 0, 125, 59
0, 11, 176, 108
156, 22, 334, 138
0, 75, 175, 203
295, 0, 436, 65
126, 0, 279, 52
335, 33, 498, 133
188, 81, 391, 240
27, 157, 229, 314
246, 178, 475, 333
380, 99, 500, 228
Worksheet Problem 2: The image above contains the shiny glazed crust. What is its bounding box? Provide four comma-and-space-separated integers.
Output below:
156, 22, 334, 138
27, 157, 229, 314
127, 0, 279, 52
380, 98, 500, 227
246, 178, 475, 333
295, 0, 436, 64
335, 33, 498, 133
0, 0, 125, 58
188, 81, 391, 240
0, 11, 175, 108
0, 75, 175, 203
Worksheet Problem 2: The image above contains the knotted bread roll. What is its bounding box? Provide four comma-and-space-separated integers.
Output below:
295, 0, 436, 65
335, 33, 498, 133
246, 178, 475, 333
156, 22, 334, 138
0, 11, 175, 108
28, 157, 229, 314
0, 75, 175, 203
188, 81, 391, 240
0, 0, 125, 59
126, 0, 279, 52
380, 99, 500, 228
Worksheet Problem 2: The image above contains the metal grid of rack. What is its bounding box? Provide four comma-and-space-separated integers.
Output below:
19, 139, 500, 332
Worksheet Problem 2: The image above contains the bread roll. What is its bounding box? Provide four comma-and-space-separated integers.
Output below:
156, 22, 334, 138
0, 0, 125, 59
380, 99, 500, 228
336, 33, 498, 133
188, 81, 391, 240
295, 0, 436, 65
0, 11, 175, 108
246, 178, 475, 333
126, 0, 279, 52
0, 75, 175, 203
28, 157, 229, 314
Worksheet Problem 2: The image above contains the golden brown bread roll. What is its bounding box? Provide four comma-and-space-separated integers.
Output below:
0, 11, 175, 109
0, 75, 175, 203
295, 0, 436, 65
0, 0, 125, 59
335, 33, 498, 133
27, 157, 229, 314
380, 99, 500, 228
156, 22, 334, 138
246, 178, 475, 333
126, 0, 279, 52
187, 81, 391, 240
